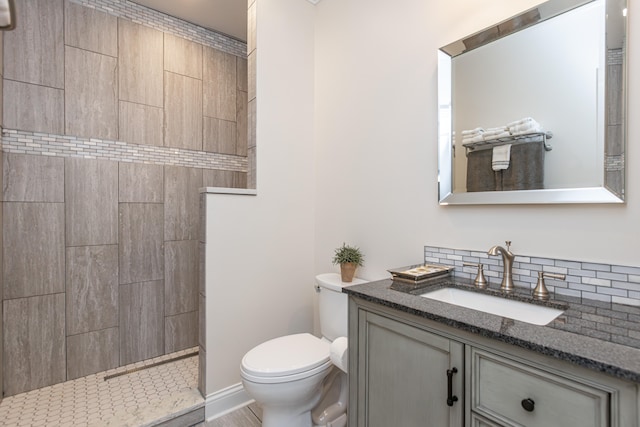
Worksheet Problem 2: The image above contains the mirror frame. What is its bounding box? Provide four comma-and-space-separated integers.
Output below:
437, 0, 627, 205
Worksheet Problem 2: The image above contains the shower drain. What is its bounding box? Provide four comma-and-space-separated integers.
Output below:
103, 350, 199, 381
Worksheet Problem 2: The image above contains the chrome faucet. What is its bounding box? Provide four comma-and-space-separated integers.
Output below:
488, 241, 515, 292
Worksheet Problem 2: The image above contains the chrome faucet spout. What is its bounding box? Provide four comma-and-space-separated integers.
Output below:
487, 241, 515, 292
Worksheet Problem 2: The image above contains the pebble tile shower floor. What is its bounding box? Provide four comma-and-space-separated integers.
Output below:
0, 347, 202, 426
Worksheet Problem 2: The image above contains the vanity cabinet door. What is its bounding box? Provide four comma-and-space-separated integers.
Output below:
471, 348, 609, 427
355, 310, 464, 427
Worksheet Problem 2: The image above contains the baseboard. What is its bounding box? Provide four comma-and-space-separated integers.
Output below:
204, 383, 253, 421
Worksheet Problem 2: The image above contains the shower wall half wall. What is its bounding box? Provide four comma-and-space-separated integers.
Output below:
1, 0, 248, 397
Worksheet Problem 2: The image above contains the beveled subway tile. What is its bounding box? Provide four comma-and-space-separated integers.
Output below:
64, 0, 117, 57
119, 280, 164, 365
66, 245, 119, 336
66, 327, 119, 380
3, 293, 66, 396
65, 46, 118, 140
165, 311, 197, 353
119, 203, 164, 285
164, 72, 203, 151
65, 158, 118, 246
3, 153, 64, 202
119, 101, 164, 147
165, 240, 198, 316
3, 202, 65, 299
119, 162, 164, 203
164, 166, 202, 241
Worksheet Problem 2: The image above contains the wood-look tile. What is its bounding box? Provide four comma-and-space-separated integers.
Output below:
203, 117, 236, 154
119, 162, 164, 203
237, 57, 248, 92
66, 327, 119, 380
118, 18, 164, 108
164, 166, 202, 241
248, 98, 256, 149
3, 80, 64, 134
65, 158, 118, 246
164, 33, 202, 79
119, 101, 164, 147
3, 294, 66, 396
3, 203, 65, 299
119, 203, 164, 285
3, 0, 64, 88
164, 72, 203, 151
119, 280, 164, 365
66, 245, 119, 336
165, 311, 197, 353
248, 51, 256, 102
165, 240, 198, 316
65, 46, 118, 140
236, 90, 248, 156
248, 146, 256, 189
202, 169, 247, 189
203, 47, 237, 121
203, 406, 261, 427
3, 153, 64, 202
64, 0, 117, 57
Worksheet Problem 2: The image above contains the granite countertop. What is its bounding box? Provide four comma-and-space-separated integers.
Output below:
343, 276, 640, 383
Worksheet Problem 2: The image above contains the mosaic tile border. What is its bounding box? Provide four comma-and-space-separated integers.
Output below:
69, 0, 247, 57
424, 245, 640, 306
1, 129, 248, 172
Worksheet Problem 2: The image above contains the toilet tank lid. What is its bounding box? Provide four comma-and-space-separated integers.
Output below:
241, 333, 330, 377
315, 273, 368, 292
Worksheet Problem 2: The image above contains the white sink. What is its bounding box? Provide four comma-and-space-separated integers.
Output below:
421, 287, 564, 326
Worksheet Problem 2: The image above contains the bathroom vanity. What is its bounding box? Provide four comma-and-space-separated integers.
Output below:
345, 278, 640, 427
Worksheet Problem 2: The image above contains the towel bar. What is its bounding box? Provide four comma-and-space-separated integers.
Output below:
462, 131, 553, 156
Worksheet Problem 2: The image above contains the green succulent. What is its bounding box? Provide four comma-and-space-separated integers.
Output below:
332, 243, 364, 267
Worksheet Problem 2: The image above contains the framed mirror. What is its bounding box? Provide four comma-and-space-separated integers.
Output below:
438, 0, 627, 204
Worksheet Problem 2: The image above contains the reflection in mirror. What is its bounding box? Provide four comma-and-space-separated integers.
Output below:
438, 0, 626, 204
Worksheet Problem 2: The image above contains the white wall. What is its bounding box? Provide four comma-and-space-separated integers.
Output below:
205, 0, 316, 395
314, 0, 639, 281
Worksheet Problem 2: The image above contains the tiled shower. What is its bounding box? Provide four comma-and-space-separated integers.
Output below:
1, 0, 250, 400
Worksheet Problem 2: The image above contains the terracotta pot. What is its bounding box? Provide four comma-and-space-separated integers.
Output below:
340, 263, 357, 282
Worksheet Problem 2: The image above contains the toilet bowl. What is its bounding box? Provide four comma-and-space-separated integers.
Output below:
240, 274, 368, 427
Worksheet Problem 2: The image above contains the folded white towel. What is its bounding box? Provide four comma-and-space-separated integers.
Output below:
484, 126, 507, 134
483, 131, 511, 141
462, 127, 484, 136
508, 118, 542, 134
511, 123, 543, 135
507, 117, 535, 128
492, 144, 511, 171
462, 134, 484, 144
0, 0, 12, 28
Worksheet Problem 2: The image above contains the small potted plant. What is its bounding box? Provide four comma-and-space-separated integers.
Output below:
332, 243, 364, 282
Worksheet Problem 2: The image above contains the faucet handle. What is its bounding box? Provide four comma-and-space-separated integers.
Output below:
533, 271, 566, 300
463, 262, 488, 288
505, 241, 512, 251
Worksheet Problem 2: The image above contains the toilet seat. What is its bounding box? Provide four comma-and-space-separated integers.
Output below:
241, 333, 332, 384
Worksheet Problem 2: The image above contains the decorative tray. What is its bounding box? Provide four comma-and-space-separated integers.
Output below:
388, 263, 454, 284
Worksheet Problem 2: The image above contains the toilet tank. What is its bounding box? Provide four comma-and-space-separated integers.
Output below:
316, 273, 368, 341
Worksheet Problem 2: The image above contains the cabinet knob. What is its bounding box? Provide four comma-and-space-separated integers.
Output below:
521, 398, 535, 412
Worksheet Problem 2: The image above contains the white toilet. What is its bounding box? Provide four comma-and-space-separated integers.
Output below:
240, 273, 367, 427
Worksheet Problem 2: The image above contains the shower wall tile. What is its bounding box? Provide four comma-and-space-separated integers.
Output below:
248, 51, 256, 102
64, 0, 117, 57
3, 80, 64, 134
198, 346, 206, 396
3, 293, 66, 396
203, 47, 237, 121
118, 18, 164, 108
199, 242, 206, 295
3, 203, 65, 299
119, 162, 164, 203
165, 311, 197, 353
164, 72, 203, 151
248, 1, 256, 55
65, 46, 118, 140
65, 158, 118, 246
164, 166, 202, 241
237, 57, 248, 93
66, 327, 119, 380
202, 169, 247, 189
248, 146, 256, 189
66, 245, 119, 336
198, 295, 205, 348
248, 98, 256, 149
120, 280, 164, 365
164, 240, 198, 316
119, 101, 164, 147
164, 33, 202, 80
3, 0, 64, 88
2, 153, 65, 202
203, 117, 237, 155
236, 90, 248, 157
119, 203, 164, 284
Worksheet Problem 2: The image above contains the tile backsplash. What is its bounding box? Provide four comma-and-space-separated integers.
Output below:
425, 246, 640, 306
